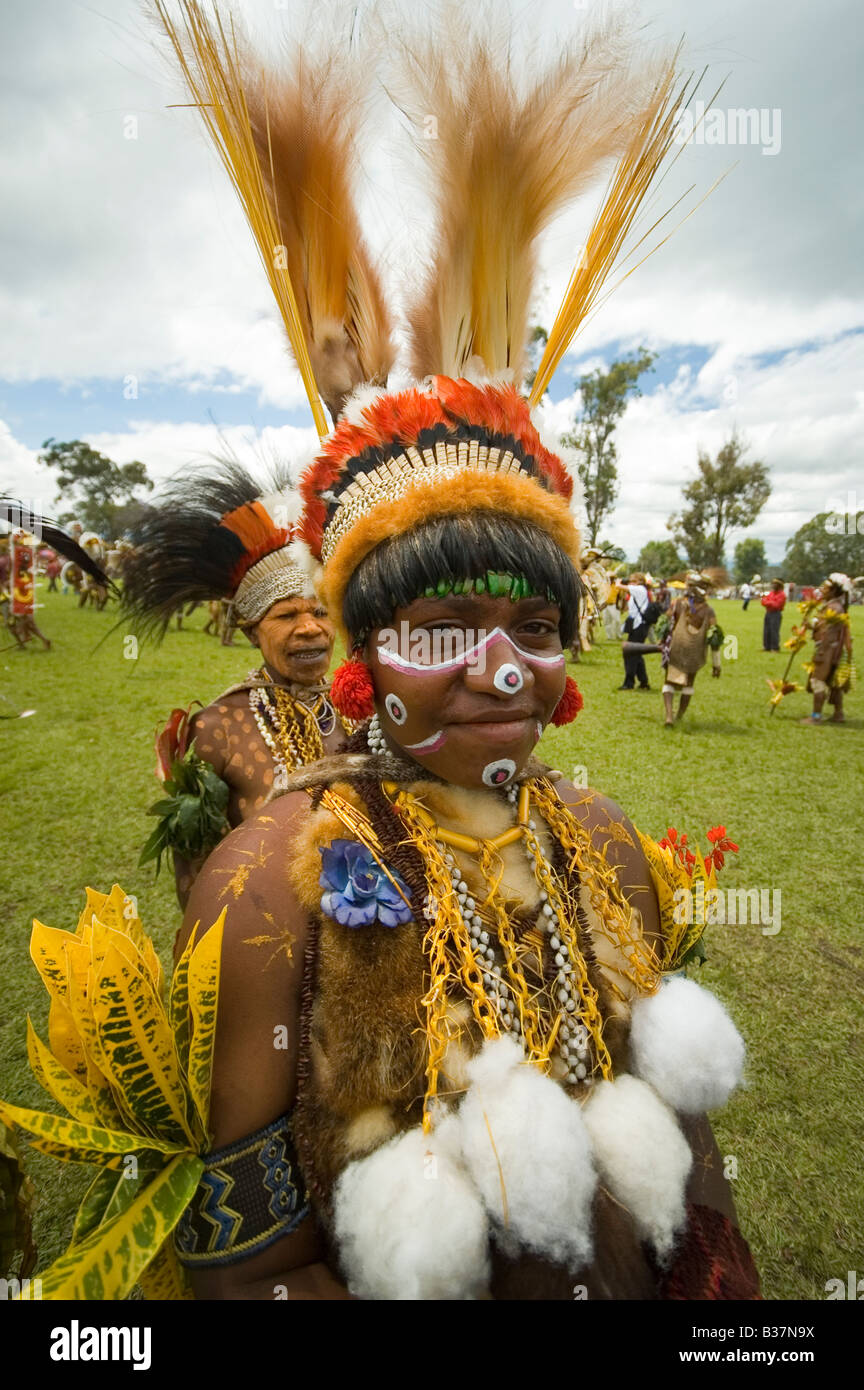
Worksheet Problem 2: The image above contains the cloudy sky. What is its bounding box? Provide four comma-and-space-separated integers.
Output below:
1, 0, 861, 562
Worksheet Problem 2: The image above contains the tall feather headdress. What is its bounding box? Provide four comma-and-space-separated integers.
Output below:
152, 0, 395, 429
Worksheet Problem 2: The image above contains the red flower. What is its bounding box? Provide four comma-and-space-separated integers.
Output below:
330, 656, 376, 721
154, 704, 199, 782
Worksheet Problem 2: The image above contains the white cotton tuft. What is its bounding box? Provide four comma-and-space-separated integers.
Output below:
457, 1036, 596, 1269
332, 1117, 490, 1300
629, 976, 746, 1113
582, 1074, 691, 1261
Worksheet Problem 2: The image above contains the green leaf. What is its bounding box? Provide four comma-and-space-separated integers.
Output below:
24, 1152, 204, 1300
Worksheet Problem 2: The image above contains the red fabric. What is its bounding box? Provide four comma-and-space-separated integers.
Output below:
659, 1204, 762, 1300
330, 656, 376, 720
761, 590, 786, 610
550, 676, 583, 725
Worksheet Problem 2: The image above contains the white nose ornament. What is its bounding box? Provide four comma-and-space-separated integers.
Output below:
493, 662, 524, 694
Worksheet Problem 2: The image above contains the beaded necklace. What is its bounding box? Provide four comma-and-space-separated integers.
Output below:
249, 681, 337, 788
365, 717, 658, 1129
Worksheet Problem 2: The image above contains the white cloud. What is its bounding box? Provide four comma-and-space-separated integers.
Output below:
0, 0, 861, 563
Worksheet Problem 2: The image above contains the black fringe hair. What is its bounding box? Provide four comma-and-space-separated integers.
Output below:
121, 459, 292, 637
343, 512, 582, 647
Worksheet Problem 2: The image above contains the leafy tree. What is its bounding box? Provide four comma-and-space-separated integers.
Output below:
561, 348, 656, 546
595, 539, 627, 565
669, 431, 770, 567
39, 439, 153, 536
783, 512, 864, 587
636, 539, 680, 577
733, 537, 767, 584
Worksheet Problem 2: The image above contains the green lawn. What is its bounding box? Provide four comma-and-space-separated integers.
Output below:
2, 585, 862, 1298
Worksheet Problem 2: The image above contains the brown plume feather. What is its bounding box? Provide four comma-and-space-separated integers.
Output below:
152, 1, 393, 426
244, 51, 395, 419
398, 15, 675, 383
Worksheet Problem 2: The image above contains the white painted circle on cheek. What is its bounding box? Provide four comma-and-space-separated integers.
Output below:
384, 693, 408, 726
493, 662, 524, 694
482, 758, 517, 787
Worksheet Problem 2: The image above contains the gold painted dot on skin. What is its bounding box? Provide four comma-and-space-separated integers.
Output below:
233, 709, 245, 722
211, 728, 225, 742
218, 705, 228, 713
263, 767, 273, 785
238, 797, 248, 811
254, 750, 267, 764
241, 721, 253, 734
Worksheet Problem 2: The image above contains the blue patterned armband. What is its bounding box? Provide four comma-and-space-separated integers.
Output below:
174, 1114, 310, 1268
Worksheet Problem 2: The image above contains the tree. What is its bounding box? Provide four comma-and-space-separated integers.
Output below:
636, 540, 680, 577
561, 348, 656, 546
733, 537, 767, 584
39, 439, 153, 536
595, 539, 627, 565
783, 511, 864, 587
669, 431, 771, 568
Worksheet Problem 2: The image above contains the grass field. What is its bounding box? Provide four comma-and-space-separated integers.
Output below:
2, 584, 862, 1299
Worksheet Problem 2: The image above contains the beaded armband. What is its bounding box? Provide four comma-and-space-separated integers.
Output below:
174, 1114, 310, 1268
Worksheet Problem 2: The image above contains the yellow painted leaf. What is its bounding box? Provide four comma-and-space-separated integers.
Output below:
168, 922, 199, 1078
47, 996, 88, 1083
142, 939, 165, 999
0, 1101, 181, 1156
186, 911, 225, 1140
138, 1235, 193, 1300
29, 921, 73, 1001
72, 1157, 165, 1244
96, 884, 148, 955
26, 1018, 104, 1124
19, 1152, 204, 1300
66, 967, 138, 1133
92, 943, 196, 1146
72, 1169, 127, 1244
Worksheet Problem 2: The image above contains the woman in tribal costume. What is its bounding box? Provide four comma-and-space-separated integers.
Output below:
661, 574, 722, 726
800, 573, 855, 725
121, 465, 354, 907
0, 5, 760, 1303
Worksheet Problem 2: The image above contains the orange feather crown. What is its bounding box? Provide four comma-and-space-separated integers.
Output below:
297, 376, 582, 626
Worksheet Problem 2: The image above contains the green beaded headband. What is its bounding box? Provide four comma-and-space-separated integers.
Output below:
422, 571, 550, 602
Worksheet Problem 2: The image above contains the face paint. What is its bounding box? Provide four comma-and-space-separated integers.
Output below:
493, 661, 524, 693
384, 693, 408, 726
482, 758, 517, 787
377, 625, 565, 676
404, 728, 447, 754
367, 594, 567, 792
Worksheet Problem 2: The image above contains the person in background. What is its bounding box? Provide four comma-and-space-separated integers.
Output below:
619, 571, 652, 690
760, 579, 786, 651
662, 574, 721, 725
740, 580, 752, 611
801, 574, 854, 725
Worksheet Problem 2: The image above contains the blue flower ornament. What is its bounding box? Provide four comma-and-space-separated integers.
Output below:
319, 839, 413, 928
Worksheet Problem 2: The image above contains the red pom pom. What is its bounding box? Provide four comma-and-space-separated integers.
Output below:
550, 676, 583, 726
330, 656, 376, 720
